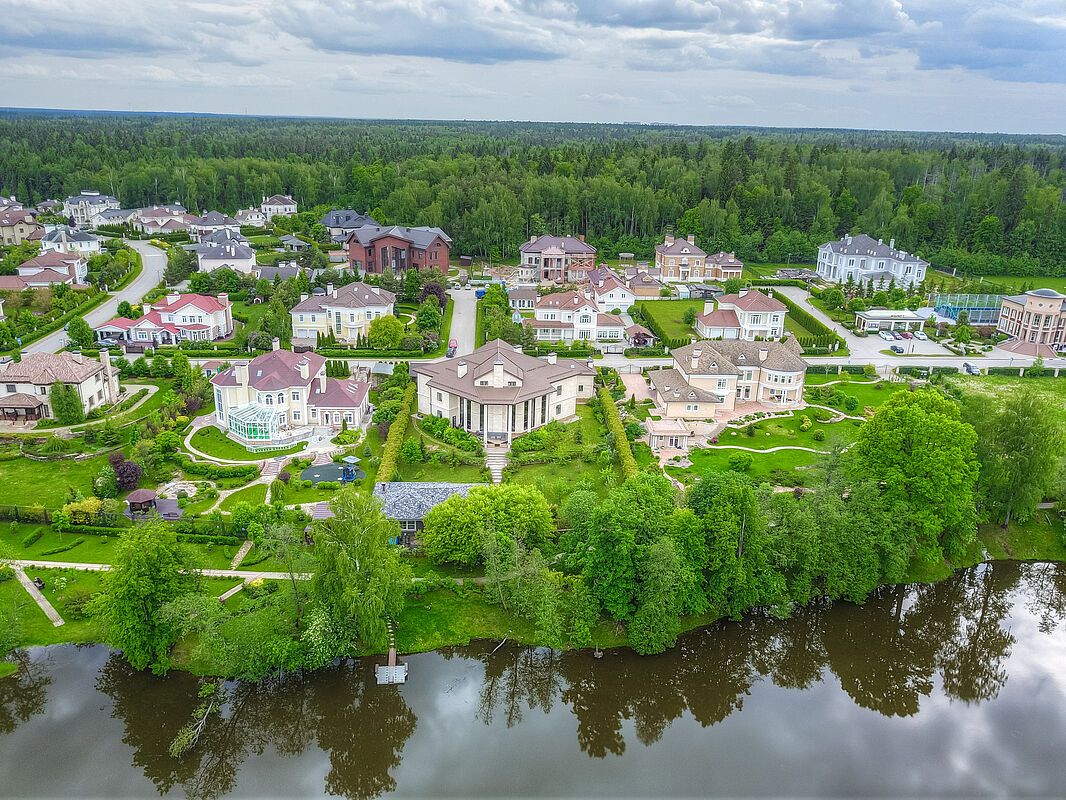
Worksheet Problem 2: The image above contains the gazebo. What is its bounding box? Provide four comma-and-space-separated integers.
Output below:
126, 488, 158, 514
0, 393, 46, 422
124, 488, 182, 521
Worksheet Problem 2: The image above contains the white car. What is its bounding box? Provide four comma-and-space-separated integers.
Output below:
878, 330, 894, 341
912, 330, 928, 340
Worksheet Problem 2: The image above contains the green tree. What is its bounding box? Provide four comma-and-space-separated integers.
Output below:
822, 288, 846, 310
415, 296, 441, 332
628, 537, 683, 655
116, 300, 136, 319
311, 490, 411, 652
682, 307, 697, 326
66, 316, 94, 349
150, 353, 170, 378
89, 520, 200, 674
259, 523, 315, 628
368, 315, 404, 350
723, 277, 744, 295
402, 268, 421, 302
48, 381, 84, 424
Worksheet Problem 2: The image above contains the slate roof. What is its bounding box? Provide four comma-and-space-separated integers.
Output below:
200, 229, 250, 247
262, 194, 295, 206
648, 368, 723, 403
346, 225, 451, 249
320, 210, 379, 229
292, 282, 395, 312
717, 290, 786, 313
655, 238, 707, 257
0, 352, 105, 384
672, 339, 807, 375
198, 242, 255, 261
255, 265, 302, 282
41, 226, 97, 244
191, 211, 239, 226
519, 235, 596, 255
706, 251, 744, 267
507, 288, 539, 302
65, 192, 118, 206
372, 482, 487, 521
822, 234, 927, 265
211, 350, 326, 391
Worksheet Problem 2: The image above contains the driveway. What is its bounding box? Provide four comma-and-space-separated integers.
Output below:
619, 372, 653, 402
25, 240, 168, 354
448, 287, 477, 357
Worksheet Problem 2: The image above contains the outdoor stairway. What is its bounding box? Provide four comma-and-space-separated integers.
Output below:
261, 459, 282, 477
312, 450, 334, 466
484, 447, 509, 485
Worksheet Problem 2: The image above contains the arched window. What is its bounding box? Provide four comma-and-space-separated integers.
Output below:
265, 395, 273, 405
277, 393, 284, 404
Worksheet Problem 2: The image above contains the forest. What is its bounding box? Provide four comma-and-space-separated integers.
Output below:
1, 112, 1065, 276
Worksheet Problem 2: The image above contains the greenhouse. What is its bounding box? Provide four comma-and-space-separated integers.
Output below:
227, 402, 279, 442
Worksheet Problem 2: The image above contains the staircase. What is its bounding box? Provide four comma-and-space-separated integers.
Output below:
312, 449, 334, 466
261, 459, 282, 477
484, 446, 509, 485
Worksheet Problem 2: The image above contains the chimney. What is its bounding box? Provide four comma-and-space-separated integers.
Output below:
530, 235, 535, 243
691, 347, 702, 372
300, 292, 308, 302
319, 368, 327, 392
298, 359, 309, 380
546, 353, 557, 365
234, 361, 249, 386
665, 233, 674, 245
687, 234, 695, 244
492, 360, 504, 387
759, 347, 769, 362
877, 238, 883, 245
327, 283, 335, 297
167, 293, 179, 305
217, 292, 228, 307
739, 288, 748, 297
845, 235, 852, 245
889, 238, 895, 249
457, 360, 468, 378
579, 234, 585, 243
513, 344, 523, 353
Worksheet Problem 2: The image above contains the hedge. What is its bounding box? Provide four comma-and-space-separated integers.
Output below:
633, 302, 690, 350
315, 348, 424, 359
896, 366, 959, 376
773, 292, 844, 352
67, 525, 244, 546
598, 387, 638, 479
748, 278, 811, 288
377, 383, 417, 483
172, 453, 260, 480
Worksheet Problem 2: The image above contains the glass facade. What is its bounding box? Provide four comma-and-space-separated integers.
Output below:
228, 402, 279, 442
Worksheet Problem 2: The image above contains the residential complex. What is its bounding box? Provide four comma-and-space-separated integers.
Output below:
412, 339, 596, 444
63, 191, 120, 227
816, 234, 928, 287
997, 288, 1066, 356
96, 292, 234, 345
347, 225, 451, 275
211, 347, 370, 446
647, 339, 807, 420
0, 351, 119, 422
290, 283, 396, 346
519, 235, 596, 283
695, 289, 788, 341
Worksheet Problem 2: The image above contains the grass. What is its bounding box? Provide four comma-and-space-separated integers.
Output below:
69, 379, 172, 433
978, 515, 1066, 561
0, 567, 105, 648
637, 300, 704, 340
666, 446, 822, 487
219, 483, 268, 512
804, 380, 906, 413
190, 426, 306, 461
278, 481, 344, 505
232, 300, 271, 331
507, 460, 620, 498
247, 235, 282, 248
0, 454, 111, 508
783, 314, 819, 340
717, 411, 862, 450
0, 662, 17, 678
394, 587, 537, 653
404, 555, 484, 579
397, 461, 488, 483
951, 375, 1066, 426
803, 372, 877, 385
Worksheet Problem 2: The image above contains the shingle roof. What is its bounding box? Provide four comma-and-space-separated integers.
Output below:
372, 482, 487, 521
198, 242, 255, 260
292, 282, 395, 312
626, 323, 653, 337
1, 352, 105, 384
18, 251, 85, 271
519, 235, 596, 254
706, 251, 744, 267
191, 211, 239, 226
696, 309, 741, 329
655, 238, 707, 257
534, 291, 596, 311
200, 228, 250, 246
346, 224, 451, 248
717, 290, 786, 313
210, 350, 326, 391
597, 313, 625, 326
592, 277, 632, 297
648, 368, 723, 403
507, 288, 539, 301
41, 226, 97, 244
673, 338, 807, 374
262, 194, 295, 206
822, 234, 927, 265
151, 293, 229, 314
310, 378, 369, 408
320, 210, 379, 229
0, 392, 45, 408
0, 210, 39, 227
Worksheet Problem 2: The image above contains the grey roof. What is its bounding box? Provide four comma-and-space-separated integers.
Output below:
192, 211, 239, 226
255, 265, 302, 282
1027, 288, 1066, 299
65, 192, 118, 206
201, 228, 249, 246
262, 194, 295, 206
822, 233, 928, 265
320, 209, 379, 229
372, 482, 487, 521
673, 339, 807, 375
292, 282, 395, 312
648, 368, 723, 403
95, 208, 137, 221
279, 234, 305, 245
347, 224, 452, 248
198, 242, 255, 260
41, 225, 97, 244
519, 235, 596, 255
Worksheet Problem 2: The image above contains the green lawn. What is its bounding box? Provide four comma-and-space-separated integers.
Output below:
784, 314, 819, 339
279, 481, 346, 505
219, 483, 268, 512
69, 379, 173, 433
970, 275, 1066, 294
804, 381, 906, 413
231, 300, 271, 331
506, 460, 619, 499
0, 454, 111, 508
190, 426, 306, 461
396, 461, 488, 483
951, 375, 1066, 425
717, 411, 862, 450
978, 515, 1066, 561
247, 235, 282, 248
666, 446, 822, 487
394, 588, 538, 654
637, 300, 703, 340
803, 372, 878, 385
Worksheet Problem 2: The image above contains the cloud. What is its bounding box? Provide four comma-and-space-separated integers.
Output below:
577, 92, 638, 103
704, 94, 756, 106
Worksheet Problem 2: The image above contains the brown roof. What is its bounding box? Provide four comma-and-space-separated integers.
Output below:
0, 352, 105, 385
648, 368, 723, 403
310, 378, 369, 409
717, 290, 786, 312
412, 339, 595, 405
292, 282, 394, 313
126, 489, 158, 503
525, 318, 574, 329
210, 350, 326, 391
673, 339, 807, 375
519, 235, 596, 255
507, 288, 539, 301
706, 251, 744, 268
655, 237, 708, 258
696, 309, 741, 329
0, 392, 45, 408
625, 323, 653, 338
534, 291, 595, 311
597, 313, 625, 327
591, 277, 631, 297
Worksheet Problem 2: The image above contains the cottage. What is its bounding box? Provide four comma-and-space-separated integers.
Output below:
40, 225, 101, 256
0, 351, 119, 421
320, 209, 379, 240
260, 194, 297, 221
290, 282, 395, 347
189, 211, 241, 242
695, 289, 787, 341
0, 210, 42, 245
96, 292, 234, 345
372, 482, 487, 546
63, 191, 120, 228
347, 224, 451, 275
518, 235, 596, 283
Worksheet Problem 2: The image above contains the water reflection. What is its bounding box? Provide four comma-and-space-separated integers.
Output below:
1, 561, 1062, 798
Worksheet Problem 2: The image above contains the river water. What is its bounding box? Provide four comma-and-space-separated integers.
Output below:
2, 561, 1066, 798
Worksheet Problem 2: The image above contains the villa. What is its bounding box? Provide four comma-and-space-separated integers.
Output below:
525, 290, 624, 344
0, 351, 119, 422
816, 234, 928, 287
96, 292, 234, 345
210, 345, 370, 447
695, 289, 788, 341
518, 235, 596, 283
290, 282, 396, 347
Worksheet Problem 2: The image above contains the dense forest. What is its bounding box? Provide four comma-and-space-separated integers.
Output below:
2, 112, 1065, 276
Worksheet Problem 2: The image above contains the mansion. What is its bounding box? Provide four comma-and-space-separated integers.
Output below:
211, 346, 370, 446
96, 293, 234, 345
0, 351, 119, 422
290, 282, 396, 347
519, 235, 596, 283
412, 339, 596, 444
695, 289, 788, 341
654, 234, 743, 283
648, 339, 807, 420
524, 291, 625, 345
816, 234, 928, 287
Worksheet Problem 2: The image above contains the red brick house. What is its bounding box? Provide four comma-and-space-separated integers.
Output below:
346, 225, 451, 275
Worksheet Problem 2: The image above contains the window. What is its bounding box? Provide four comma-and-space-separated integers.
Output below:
401, 520, 418, 532
437, 392, 442, 401
293, 411, 301, 421
479, 380, 488, 386
5, 384, 13, 393
277, 393, 284, 404
555, 404, 561, 415
310, 408, 317, 418
291, 391, 300, 401
556, 386, 562, 395
265, 395, 273, 405
578, 384, 583, 392
344, 412, 353, 424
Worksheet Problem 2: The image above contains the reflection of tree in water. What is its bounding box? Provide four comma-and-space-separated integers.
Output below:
474, 643, 562, 728
0, 650, 52, 736
1023, 562, 1066, 635
98, 655, 417, 800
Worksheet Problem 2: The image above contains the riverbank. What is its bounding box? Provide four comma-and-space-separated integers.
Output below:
3, 516, 1063, 677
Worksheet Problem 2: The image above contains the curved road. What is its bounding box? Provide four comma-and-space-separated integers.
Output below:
25, 240, 167, 355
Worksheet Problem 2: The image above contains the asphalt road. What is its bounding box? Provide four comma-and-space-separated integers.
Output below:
25, 240, 167, 355
449, 286, 477, 357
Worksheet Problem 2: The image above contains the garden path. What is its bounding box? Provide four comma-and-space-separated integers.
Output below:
0, 383, 160, 435
230, 540, 254, 569
12, 566, 65, 626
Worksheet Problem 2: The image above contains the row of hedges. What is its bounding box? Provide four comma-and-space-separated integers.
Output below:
632, 303, 689, 349
773, 293, 844, 352
66, 524, 244, 546
419, 414, 482, 453
624, 346, 668, 358
598, 387, 637, 479
172, 453, 260, 480
315, 348, 424, 359
896, 366, 960, 376
377, 383, 417, 483
985, 366, 1065, 377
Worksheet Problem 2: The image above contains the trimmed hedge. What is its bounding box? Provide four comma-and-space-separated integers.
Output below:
172, 453, 259, 480
896, 366, 959, 376
598, 387, 638, 479
68, 524, 244, 546
772, 292, 843, 351
633, 302, 690, 350
41, 538, 85, 556
316, 348, 424, 359
377, 383, 417, 483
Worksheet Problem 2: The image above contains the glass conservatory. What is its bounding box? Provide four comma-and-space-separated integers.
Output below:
227, 402, 279, 442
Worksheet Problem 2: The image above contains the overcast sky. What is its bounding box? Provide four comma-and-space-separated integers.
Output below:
1, 0, 1064, 134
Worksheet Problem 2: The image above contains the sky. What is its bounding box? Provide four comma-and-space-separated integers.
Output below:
1, 0, 1065, 134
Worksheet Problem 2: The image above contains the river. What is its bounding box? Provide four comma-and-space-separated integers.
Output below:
2, 561, 1066, 798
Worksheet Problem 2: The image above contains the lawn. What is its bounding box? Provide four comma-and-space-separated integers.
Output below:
404, 555, 483, 580
506, 460, 620, 499
219, 483, 268, 512
0, 454, 111, 508
717, 411, 862, 450
978, 515, 1066, 561
803, 372, 878, 385
804, 380, 907, 413
397, 461, 488, 483
190, 426, 306, 461
783, 314, 819, 340
951, 375, 1066, 426
231, 300, 271, 331
0, 567, 106, 648
637, 300, 703, 341
666, 446, 822, 487
970, 275, 1066, 294
247, 235, 282, 248
394, 587, 538, 654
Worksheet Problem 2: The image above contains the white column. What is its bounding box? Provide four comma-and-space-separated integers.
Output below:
483, 404, 488, 446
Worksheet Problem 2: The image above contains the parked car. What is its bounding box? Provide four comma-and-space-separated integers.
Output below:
890, 344, 905, 354
98, 337, 118, 347
913, 330, 928, 340
446, 338, 458, 358
963, 362, 981, 375
891, 330, 903, 340
900, 331, 912, 339
475, 289, 487, 299
878, 330, 894, 341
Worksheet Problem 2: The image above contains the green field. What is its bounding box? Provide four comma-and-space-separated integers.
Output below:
637, 300, 703, 340
666, 446, 822, 486
717, 411, 862, 450
0, 454, 111, 508
231, 300, 271, 331
951, 375, 1066, 425
219, 483, 268, 512
190, 426, 306, 461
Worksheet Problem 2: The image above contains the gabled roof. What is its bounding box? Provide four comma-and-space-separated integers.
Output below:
191, 211, 239, 227
648, 368, 723, 403
507, 287, 539, 302
519, 235, 596, 255
18, 250, 85, 271
211, 350, 326, 392
292, 282, 395, 313
626, 323, 653, 337
673, 338, 807, 375
591, 277, 632, 297
262, 194, 296, 206
696, 309, 741, 329
597, 313, 625, 327
41, 226, 97, 244
586, 266, 622, 284
346, 224, 451, 249
534, 291, 596, 311
0, 210, 39, 227
821, 234, 927, 265
655, 238, 707, 257
706, 251, 744, 266
0, 352, 105, 384
151, 293, 229, 314
310, 378, 369, 408
372, 481, 487, 521
198, 242, 255, 260
201, 228, 250, 246
320, 209, 379, 229
716, 289, 786, 313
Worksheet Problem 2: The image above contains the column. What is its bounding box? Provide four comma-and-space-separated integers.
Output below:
482, 404, 488, 446
505, 404, 511, 445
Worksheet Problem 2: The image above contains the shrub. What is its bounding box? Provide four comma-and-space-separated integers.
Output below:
798, 415, 812, 432
598, 388, 637, 478
21, 529, 44, 548
41, 538, 85, 555
58, 585, 97, 619
378, 383, 417, 483
728, 452, 753, 472
844, 396, 859, 413
812, 429, 826, 442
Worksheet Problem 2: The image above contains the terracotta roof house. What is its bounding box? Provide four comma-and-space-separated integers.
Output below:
210, 344, 369, 447
647, 339, 806, 420
261, 194, 297, 222
346, 225, 451, 276
411, 339, 595, 444
816, 233, 928, 288
290, 282, 395, 348
655, 234, 708, 283
0, 351, 119, 421
96, 292, 234, 346
589, 276, 636, 312
16, 250, 88, 283
518, 235, 596, 283
628, 271, 666, 298
695, 289, 788, 341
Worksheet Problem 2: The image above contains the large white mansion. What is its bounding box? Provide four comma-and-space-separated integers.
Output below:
816, 234, 928, 287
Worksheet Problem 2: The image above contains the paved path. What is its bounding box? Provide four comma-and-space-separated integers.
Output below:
231, 540, 254, 569
0, 382, 160, 435
2, 558, 307, 581
449, 287, 477, 357
25, 240, 167, 355
12, 566, 64, 627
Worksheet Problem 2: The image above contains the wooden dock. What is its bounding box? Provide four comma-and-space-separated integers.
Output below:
376, 622, 407, 684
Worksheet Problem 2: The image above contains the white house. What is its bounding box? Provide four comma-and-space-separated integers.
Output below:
526, 291, 600, 342
211, 346, 370, 447
196, 242, 257, 274
189, 211, 241, 242
261, 194, 297, 221
63, 191, 120, 228
16, 250, 88, 284
235, 207, 266, 226
695, 289, 787, 341
589, 276, 636, 312
817, 234, 928, 287
89, 208, 138, 228
96, 292, 234, 345
39, 225, 101, 256
0, 351, 119, 422
411, 339, 596, 445
290, 282, 396, 346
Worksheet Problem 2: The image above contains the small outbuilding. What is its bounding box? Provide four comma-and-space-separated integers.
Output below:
124, 488, 182, 521
853, 308, 926, 332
